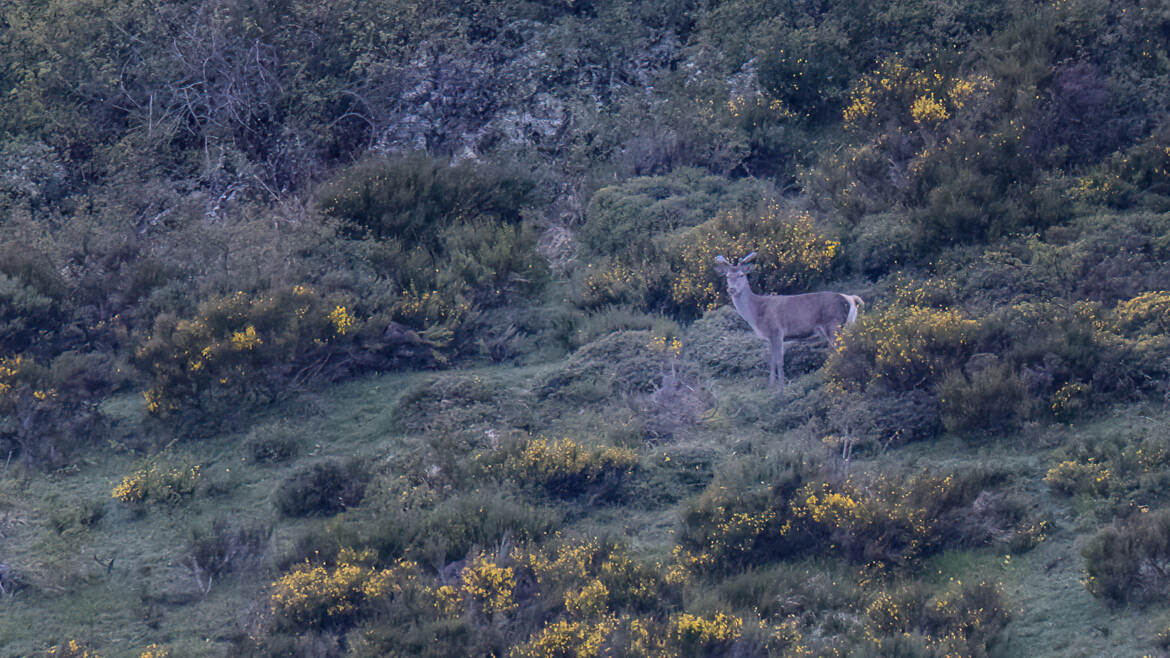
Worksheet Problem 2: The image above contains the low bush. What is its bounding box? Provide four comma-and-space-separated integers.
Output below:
244, 422, 300, 464
0, 350, 109, 468
269, 547, 423, 630
112, 453, 202, 505
677, 460, 1000, 574
938, 362, 1031, 433
667, 202, 840, 317
864, 579, 1010, 656
184, 516, 268, 587
1043, 459, 1112, 497
273, 459, 369, 517
393, 373, 529, 436
317, 153, 537, 246
497, 437, 638, 501
675, 452, 822, 574
534, 330, 674, 403
135, 285, 369, 422
1042, 423, 1170, 502
826, 300, 979, 394
1082, 508, 1170, 604
333, 479, 560, 567
579, 168, 768, 261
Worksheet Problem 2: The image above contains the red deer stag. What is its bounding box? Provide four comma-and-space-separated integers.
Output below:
714, 252, 862, 387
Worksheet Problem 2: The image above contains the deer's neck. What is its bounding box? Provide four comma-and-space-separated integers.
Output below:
730, 288, 767, 338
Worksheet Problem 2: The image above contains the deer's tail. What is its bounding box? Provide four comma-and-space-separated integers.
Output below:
842, 294, 864, 324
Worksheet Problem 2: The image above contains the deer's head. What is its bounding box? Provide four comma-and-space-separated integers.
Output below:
713, 252, 756, 296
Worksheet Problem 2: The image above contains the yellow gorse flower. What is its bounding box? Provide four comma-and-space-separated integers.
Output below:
329, 305, 355, 335
230, 324, 262, 350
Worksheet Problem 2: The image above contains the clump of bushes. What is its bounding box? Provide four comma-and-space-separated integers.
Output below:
826, 300, 979, 394
495, 437, 638, 501
184, 516, 269, 588
676, 455, 1001, 575
667, 202, 839, 317
273, 459, 369, 517
1042, 422, 1170, 502
393, 373, 529, 436
534, 330, 675, 403
135, 285, 368, 421
318, 153, 547, 344
317, 153, 536, 245
244, 422, 300, 464
112, 453, 202, 505
269, 548, 423, 630
674, 452, 822, 574
938, 362, 1030, 434
0, 350, 109, 467
863, 579, 1010, 656
1082, 508, 1170, 604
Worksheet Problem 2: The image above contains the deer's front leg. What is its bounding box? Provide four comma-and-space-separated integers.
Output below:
769, 332, 785, 387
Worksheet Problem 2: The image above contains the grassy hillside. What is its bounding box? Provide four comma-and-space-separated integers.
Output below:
3, 0, 1170, 655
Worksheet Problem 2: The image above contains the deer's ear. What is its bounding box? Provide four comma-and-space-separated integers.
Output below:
714, 262, 730, 275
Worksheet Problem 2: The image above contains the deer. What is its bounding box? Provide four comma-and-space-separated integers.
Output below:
714, 252, 863, 387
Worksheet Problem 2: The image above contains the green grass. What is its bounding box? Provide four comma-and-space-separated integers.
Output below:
1, 362, 1168, 656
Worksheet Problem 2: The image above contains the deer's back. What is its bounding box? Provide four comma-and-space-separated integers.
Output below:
763, 292, 848, 337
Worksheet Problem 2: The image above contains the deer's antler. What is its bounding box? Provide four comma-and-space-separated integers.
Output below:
739, 252, 757, 265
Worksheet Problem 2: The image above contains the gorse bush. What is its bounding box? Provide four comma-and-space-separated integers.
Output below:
1043, 423, 1170, 502
497, 437, 638, 500
863, 579, 1010, 657
677, 458, 996, 575
0, 350, 108, 467
667, 202, 839, 316
136, 285, 369, 420
938, 363, 1030, 434
318, 153, 547, 344
270, 548, 422, 630
826, 300, 979, 394
112, 453, 202, 505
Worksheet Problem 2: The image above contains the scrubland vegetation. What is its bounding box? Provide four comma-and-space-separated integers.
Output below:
3, 0, 1170, 655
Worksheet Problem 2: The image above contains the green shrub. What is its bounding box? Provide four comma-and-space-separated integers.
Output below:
534, 330, 672, 403
1043, 459, 1111, 497
678, 460, 998, 575
112, 452, 202, 505
324, 478, 560, 567
497, 437, 638, 501
826, 300, 979, 394
0, 272, 59, 356
274, 459, 369, 517
580, 168, 769, 260
136, 285, 372, 421
862, 579, 1009, 656
244, 422, 301, 464
317, 153, 536, 245
269, 547, 423, 630
848, 212, 923, 275
0, 351, 108, 468
392, 373, 529, 436
675, 452, 821, 574
1082, 508, 1170, 604
667, 202, 839, 317
938, 363, 1031, 433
